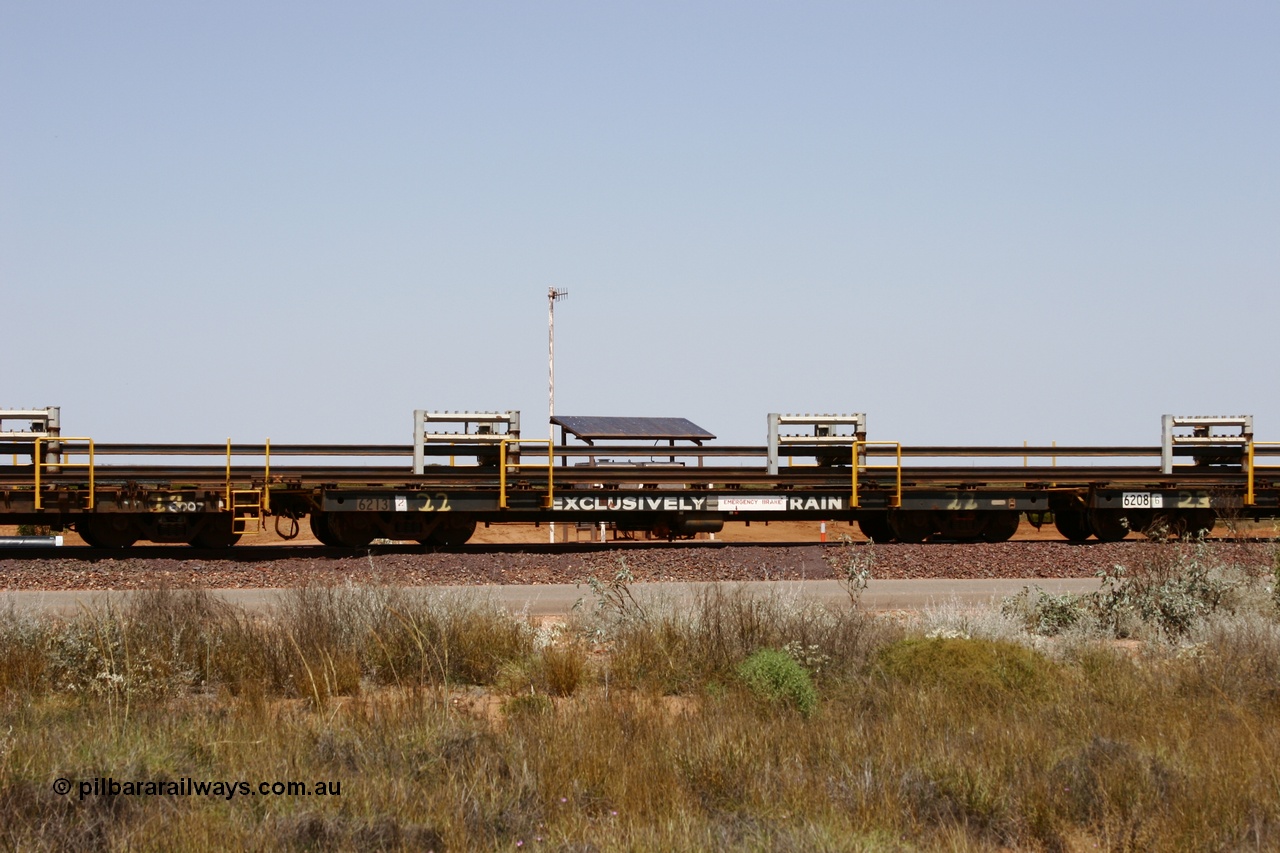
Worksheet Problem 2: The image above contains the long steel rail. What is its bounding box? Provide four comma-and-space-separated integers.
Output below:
5, 441, 1277, 517
8, 441, 1251, 457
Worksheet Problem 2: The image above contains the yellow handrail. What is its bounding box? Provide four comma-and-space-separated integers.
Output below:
499, 438, 555, 509
851, 440, 901, 509
1246, 441, 1280, 506
264, 438, 271, 513
224, 438, 271, 511
225, 438, 233, 511
34, 437, 95, 510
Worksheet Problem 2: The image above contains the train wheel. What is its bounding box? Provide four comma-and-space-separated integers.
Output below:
857, 512, 894, 543
419, 516, 477, 546
889, 510, 933, 544
78, 515, 139, 549
324, 513, 377, 548
309, 511, 343, 547
188, 516, 242, 548
77, 524, 106, 548
1178, 509, 1216, 539
935, 512, 988, 542
1089, 510, 1130, 543
1053, 509, 1092, 542
982, 511, 1021, 542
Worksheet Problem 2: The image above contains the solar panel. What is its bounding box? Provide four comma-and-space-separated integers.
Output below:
550, 416, 715, 442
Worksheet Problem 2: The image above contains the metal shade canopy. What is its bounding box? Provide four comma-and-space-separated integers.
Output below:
550, 416, 715, 444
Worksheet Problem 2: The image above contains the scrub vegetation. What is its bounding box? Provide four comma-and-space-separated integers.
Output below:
2, 543, 1279, 851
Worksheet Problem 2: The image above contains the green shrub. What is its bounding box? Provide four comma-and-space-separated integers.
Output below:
875, 637, 1055, 702
736, 648, 818, 716
502, 692, 553, 718
1092, 548, 1233, 639
822, 534, 873, 605
1002, 586, 1084, 636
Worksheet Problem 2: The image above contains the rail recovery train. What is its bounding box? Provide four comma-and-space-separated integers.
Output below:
1, 408, 1278, 549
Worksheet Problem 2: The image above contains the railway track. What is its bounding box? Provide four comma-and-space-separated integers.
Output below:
0, 539, 1275, 594
0, 533, 1276, 563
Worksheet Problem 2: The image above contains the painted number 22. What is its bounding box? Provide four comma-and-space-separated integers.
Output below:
420, 493, 452, 512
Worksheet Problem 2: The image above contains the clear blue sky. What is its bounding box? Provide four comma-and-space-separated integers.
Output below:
3, 2, 1277, 447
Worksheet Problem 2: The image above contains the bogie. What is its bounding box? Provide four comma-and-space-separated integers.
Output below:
309, 510, 480, 547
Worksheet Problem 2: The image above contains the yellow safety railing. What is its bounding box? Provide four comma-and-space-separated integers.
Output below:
851, 440, 901, 509
499, 438, 554, 509
225, 439, 271, 533
263, 438, 271, 513
33, 437, 95, 510
1246, 441, 1280, 506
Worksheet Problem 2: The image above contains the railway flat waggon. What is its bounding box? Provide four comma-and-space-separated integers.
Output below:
2, 408, 1277, 549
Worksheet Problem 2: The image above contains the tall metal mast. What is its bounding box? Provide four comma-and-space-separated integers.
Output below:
548, 288, 568, 543
548, 287, 568, 436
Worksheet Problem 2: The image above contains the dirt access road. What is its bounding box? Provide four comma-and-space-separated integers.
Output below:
0, 577, 1104, 618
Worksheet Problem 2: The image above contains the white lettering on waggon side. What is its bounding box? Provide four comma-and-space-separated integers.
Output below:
552, 495, 845, 512
789, 497, 843, 511
554, 496, 708, 512
716, 497, 786, 512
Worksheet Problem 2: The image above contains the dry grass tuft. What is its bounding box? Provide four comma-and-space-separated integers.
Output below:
540, 642, 588, 697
